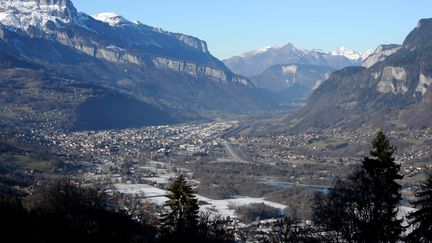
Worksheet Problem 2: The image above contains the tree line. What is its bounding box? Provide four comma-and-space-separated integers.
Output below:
269, 131, 432, 243
0, 176, 234, 243
0, 131, 431, 242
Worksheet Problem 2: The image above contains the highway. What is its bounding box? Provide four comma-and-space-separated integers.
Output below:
222, 140, 251, 164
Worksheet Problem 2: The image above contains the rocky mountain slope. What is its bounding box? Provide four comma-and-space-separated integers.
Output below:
0, 0, 274, 131
362, 44, 402, 68
250, 64, 335, 103
290, 18, 432, 131
223, 43, 364, 77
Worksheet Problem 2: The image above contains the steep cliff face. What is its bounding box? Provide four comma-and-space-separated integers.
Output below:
363, 44, 401, 68
0, 0, 272, 131
173, 33, 209, 53
290, 18, 432, 131
0, 0, 253, 87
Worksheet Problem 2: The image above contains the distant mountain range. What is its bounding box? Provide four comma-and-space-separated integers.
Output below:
223, 43, 370, 77
2, 1, 430, 133
0, 0, 274, 131
223, 44, 372, 103
290, 18, 432, 131
331, 46, 373, 62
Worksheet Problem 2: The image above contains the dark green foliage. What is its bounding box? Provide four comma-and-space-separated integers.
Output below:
313, 131, 403, 242
360, 131, 403, 242
160, 175, 234, 242
406, 173, 432, 243
160, 174, 201, 242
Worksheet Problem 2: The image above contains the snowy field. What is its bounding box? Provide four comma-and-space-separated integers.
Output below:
114, 183, 168, 205
113, 183, 287, 218
196, 195, 287, 218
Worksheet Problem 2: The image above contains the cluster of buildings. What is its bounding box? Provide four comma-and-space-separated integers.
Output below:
4, 120, 429, 230
231, 129, 432, 177
43, 121, 237, 167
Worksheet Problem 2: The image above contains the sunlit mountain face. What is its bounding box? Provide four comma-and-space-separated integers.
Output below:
0, 0, 274, 131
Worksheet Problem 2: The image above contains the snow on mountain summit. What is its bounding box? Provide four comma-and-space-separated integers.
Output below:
224, 43, 363, 76
240, 46, 272, 57
331, 46, 362, 61
92, 12, 131, 27
0, 0, 77, 32
331, 46, 373, 61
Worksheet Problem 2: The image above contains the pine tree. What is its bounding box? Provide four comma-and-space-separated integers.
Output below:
313, 131, 403, 242
406, 173, 432, 243
161, 174, 200, 241
360, 131, 403, 242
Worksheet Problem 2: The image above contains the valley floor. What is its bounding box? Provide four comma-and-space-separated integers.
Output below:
10, 119, 424, 221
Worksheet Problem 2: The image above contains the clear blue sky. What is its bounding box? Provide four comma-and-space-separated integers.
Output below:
72, 0, 432, 59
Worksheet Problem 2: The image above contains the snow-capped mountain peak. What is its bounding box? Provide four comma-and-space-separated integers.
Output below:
0, 0, 77, 33
331, 46, 362, 61
331, 46, 374, 61
224, 43, 363, 76
92, 12, 131, 27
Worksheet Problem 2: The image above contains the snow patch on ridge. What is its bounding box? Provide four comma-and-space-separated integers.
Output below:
92, 12, 130, 27
240, 46, 273, 57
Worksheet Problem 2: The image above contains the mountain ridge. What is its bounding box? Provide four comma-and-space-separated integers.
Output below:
0, 0, 253, 86
223, 43, 367, 77
0, 0, 275, 131
289, 18, 432, 131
